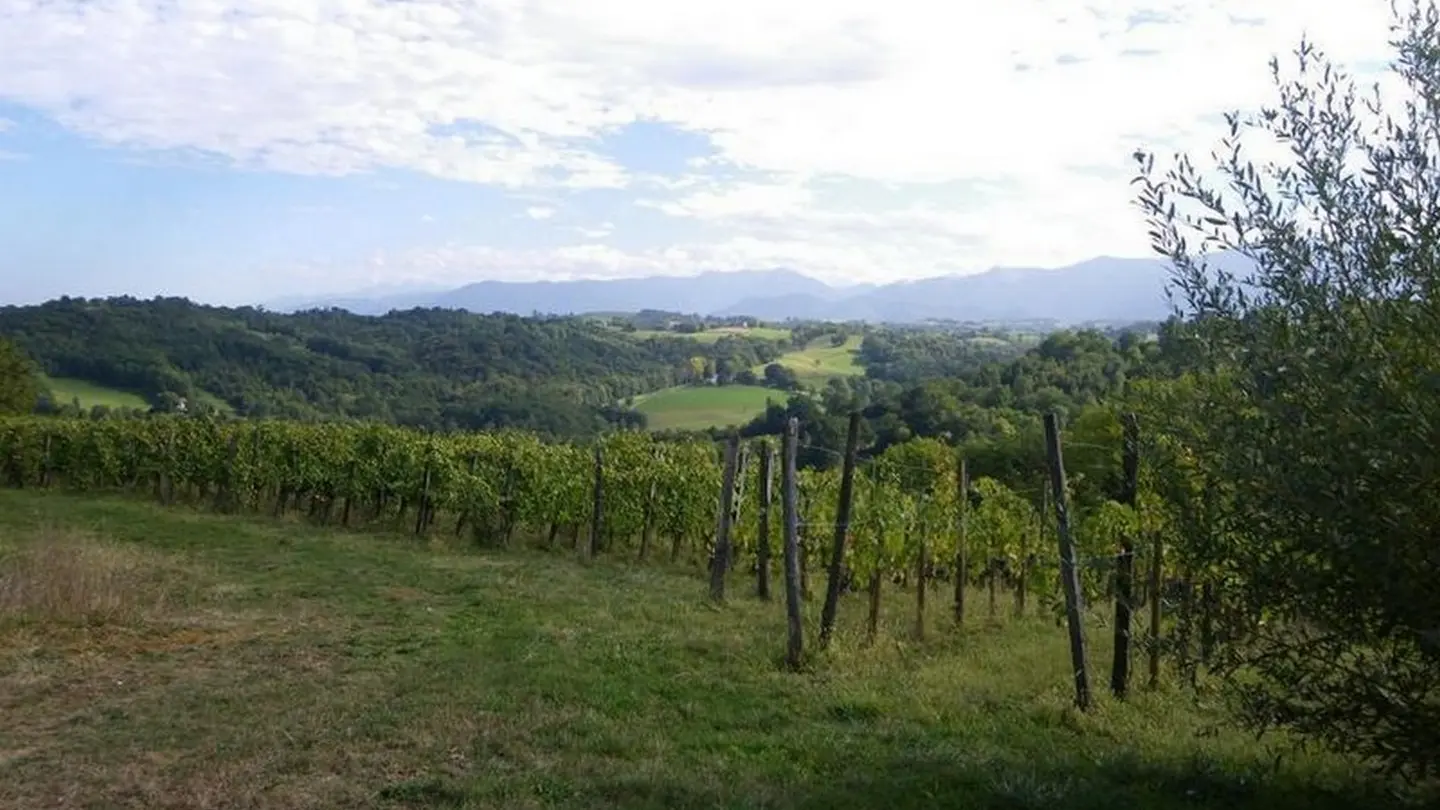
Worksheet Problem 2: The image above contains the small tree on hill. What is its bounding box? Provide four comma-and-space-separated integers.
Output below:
0, 338, 41, 416
1134, 0, 1440, 782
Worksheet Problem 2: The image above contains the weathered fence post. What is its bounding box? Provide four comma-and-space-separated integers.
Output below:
709, 433, 741, 601
640, 445, 661, 561
413, 457, 432, 537
1044, 412, 1091, 712
726, 442, 748, 572
756, 440, 774, 600
782, 418, 804, 671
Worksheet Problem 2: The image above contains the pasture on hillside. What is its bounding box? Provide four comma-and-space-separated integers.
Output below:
634, 385, 781, 431
759, 335, 864, 385
38, 375, 149, 410
0, 489, 1407, 810
631, 326, 793, 344
38, 376, 236, 415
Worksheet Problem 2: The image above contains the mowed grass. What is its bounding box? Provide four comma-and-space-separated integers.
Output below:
632, 327, 793, 344
38, 376, 235, 415
761, 335, 865, 385
0, 489, 1413, 810
635, 385, 780, 431
39, 376, 149, 410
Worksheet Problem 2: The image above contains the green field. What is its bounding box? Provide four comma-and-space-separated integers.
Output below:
633, 336, 863, 431
762, 335, 865, 384
635, 385, 780, 431
632, 326, 793, 344
39, 376, 149, 410
39, 376, 233, 414
0, 490, 1401, 810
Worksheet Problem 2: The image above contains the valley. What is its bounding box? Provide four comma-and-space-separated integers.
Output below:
3, 2, 1438, 806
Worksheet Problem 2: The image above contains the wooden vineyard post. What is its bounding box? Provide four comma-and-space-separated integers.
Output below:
782, 418, 804, 671
709, 433, 741, 601
640, 446, 662, 561
413, 459, 432, 537
756, 440, 774, 600
214, 434, 240, 513
589, 444, 604, 558
819, 412, 861, 649
341, 459, 357, 528
954, 457, 969, 626
40, 432, 53, 489
1111, 412, 1140, 698
726, 443, 749, 572
1044, 412, 1092, 712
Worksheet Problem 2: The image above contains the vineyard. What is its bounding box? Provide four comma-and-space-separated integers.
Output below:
0, 412, 1200, 693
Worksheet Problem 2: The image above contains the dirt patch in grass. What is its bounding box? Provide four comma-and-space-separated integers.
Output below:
0, 524, 363, 809
0, 527, 183, 625
378, 585, 427, 602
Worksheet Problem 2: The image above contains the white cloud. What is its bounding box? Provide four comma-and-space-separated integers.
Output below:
574, 222, 615, 238
0, 118, 13, 133
0, 0, 1405, 286
525, 205, 557, 220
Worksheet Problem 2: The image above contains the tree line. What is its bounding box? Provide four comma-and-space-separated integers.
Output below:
0, 299, 788, 437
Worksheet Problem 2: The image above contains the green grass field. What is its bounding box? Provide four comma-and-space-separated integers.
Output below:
635, 385, 780, 431
0, 490, 1406, 810
39, 376, 150, 410
633, 337, 863, 431
39, 376, 234, 415
760, 336, 864, 385
632, 326, 793, 344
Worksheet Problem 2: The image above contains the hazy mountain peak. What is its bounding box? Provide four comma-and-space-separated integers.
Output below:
266, 252, 1248, 324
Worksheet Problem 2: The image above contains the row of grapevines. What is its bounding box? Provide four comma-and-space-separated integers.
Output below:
0, 417, 726, 553
0, 414, 1159, 597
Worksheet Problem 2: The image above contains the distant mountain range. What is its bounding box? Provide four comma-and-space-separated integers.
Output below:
266, 253, 1253, 324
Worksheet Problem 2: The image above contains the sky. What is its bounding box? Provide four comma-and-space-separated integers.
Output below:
0, 0, 1402, 306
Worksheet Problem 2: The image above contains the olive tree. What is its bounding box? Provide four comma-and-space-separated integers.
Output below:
1133, 0, 1440, 782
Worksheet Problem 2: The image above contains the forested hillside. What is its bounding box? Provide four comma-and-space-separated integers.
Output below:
0, 297, 788, 436
1, 293, 1162, 445
724, 326, 1164, 469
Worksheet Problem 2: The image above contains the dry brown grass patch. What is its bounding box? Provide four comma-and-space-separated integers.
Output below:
0, 526, 178, 625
